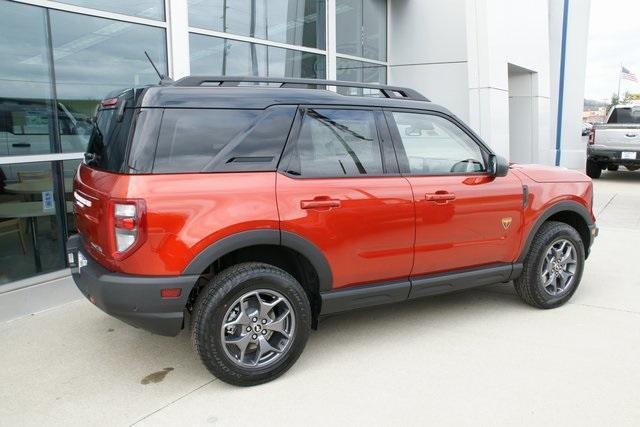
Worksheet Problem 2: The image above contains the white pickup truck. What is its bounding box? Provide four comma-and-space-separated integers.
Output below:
586, 103, 640, 178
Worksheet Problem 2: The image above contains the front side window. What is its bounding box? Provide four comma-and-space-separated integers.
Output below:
288, 109, 384, 177
391, 112, 486, 175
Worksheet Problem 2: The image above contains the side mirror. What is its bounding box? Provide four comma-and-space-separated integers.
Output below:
488, 154, 509, 177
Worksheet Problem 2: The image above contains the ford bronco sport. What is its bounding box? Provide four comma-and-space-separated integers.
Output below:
67, 76, 597, 386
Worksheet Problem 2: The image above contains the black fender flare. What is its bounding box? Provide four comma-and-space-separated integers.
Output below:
517, 200, 594, 263
182, 229, 333, 292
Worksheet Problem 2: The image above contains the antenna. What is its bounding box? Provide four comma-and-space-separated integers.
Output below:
144, 51, 164, 80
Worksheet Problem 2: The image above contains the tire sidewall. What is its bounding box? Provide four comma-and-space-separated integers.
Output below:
193, 265, 311, 386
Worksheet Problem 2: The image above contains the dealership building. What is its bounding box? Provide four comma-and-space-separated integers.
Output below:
0, 0, 590, 311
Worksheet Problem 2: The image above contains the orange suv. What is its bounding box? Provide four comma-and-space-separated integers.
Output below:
67, 77, 597, 386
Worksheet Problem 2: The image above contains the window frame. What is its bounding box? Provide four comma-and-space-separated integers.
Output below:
383, 109, 494, 177
277, 105, 399, 179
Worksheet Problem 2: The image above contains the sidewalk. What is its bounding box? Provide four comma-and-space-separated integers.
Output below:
1, 172, 639, 426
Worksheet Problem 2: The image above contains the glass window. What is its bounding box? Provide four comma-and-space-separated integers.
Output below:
391, 113, 487, 175
50, 10, 167, 153
0, 161, 66, 284
608, 106, 640, 124
153, 109, 261, 173
0, 1, 56, 156
336, 0, 386, 61
54, 0, 165, 21
190, 33, 326, 79
336, 57, 386, 84
188, 0, 326, 49
291, 109, 383, 177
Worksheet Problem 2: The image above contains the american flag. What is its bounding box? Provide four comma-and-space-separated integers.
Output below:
621, 66, 638, 82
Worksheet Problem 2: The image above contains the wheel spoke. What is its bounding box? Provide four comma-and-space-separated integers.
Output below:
265, 309, 291, 338
225, 333, 252, 362
544, 272, 556, 289
224, 309, 249, 328
256, 335, 281, 360
258, 296, 282, 319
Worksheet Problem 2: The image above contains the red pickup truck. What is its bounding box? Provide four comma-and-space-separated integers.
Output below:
68, 77, 597, 386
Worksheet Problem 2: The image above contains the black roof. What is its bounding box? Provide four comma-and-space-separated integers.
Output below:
139, 76, 451, 114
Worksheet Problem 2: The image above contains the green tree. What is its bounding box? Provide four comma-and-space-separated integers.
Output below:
622, 91, 640, 103
606, 93, 620, 113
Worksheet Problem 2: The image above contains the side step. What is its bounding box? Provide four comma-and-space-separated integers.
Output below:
320, 263, 521, 315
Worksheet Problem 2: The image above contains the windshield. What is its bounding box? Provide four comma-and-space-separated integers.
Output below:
607, 106, 640, 124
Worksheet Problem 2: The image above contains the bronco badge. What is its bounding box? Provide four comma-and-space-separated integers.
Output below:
502, 217, 513, 230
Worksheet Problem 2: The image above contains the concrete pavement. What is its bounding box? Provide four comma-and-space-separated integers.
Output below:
1, 170, 639, 426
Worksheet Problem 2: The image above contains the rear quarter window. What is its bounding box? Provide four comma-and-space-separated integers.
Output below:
152, 106, 296, 173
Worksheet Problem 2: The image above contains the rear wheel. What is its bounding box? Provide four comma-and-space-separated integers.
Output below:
607, 164, 619, 171
514, 221, 585, 309
586, 159, 601, 179
191, 262, 311, 386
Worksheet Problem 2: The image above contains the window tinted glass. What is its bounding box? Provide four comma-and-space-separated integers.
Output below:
189, 33, 326, 79
188, 0, 325, 49
153, 109, 261, 173
336, 57, 386, 85
291, 109, 383, 177
55, 0, 165, 21
50, 10, 167, 153
85, 105, 135, 173
336, 0, 386, 61
392, 112, 486, 175
608, 106, 640, 124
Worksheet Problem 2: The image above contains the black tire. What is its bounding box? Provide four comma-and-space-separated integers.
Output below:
607, 165, 619, 172
586, 159, 601, 179
191, 262, 311, 386
514, 221, 585, 309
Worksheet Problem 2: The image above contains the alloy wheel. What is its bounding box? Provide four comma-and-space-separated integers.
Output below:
221, 289, 295, 368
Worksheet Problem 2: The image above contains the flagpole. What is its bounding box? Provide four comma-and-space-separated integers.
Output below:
618, 63, 622, 99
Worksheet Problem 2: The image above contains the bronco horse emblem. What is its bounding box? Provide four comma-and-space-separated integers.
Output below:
501, 217, 513, 230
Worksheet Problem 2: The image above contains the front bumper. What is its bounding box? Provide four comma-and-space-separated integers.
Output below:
67, 235, 198, 336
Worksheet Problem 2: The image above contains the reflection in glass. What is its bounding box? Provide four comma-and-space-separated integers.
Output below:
54, 0, 165, 21
336, 0, 386, 61
50, 10, 167, 153
188, 0, 325, 49
190, 33, 326, 78
337, 57, 386, 84
0, 1, 55, 157
0, 161, 66, 284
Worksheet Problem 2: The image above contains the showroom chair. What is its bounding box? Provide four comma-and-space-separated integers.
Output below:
0, 218, 27, 254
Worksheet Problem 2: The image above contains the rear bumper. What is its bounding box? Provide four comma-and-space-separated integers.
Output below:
67, 235, 198, 336
588, 147, 640, 165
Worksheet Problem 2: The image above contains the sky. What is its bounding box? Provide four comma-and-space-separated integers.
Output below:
584, 0, 640, 101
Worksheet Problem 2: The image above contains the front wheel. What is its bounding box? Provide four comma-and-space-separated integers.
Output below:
514, 221, 585, 309
191, 262, 311, 386
586, 159, 601, 179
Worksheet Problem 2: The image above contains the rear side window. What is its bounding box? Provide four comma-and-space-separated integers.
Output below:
153, 109, 260, 173
153, 105, 296, 173
287, 108, 384, 177
608, 106, 640, 124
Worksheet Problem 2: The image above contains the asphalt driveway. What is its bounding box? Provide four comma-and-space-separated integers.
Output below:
1, 170, 639, 426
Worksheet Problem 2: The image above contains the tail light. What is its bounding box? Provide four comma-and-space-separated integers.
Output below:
110, 199, 146, 259
588, 128, 596, 145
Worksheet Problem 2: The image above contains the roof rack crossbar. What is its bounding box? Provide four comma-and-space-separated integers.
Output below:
172, 76, 429, 102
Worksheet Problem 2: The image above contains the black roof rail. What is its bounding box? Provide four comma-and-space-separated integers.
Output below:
172, 76, 430, 102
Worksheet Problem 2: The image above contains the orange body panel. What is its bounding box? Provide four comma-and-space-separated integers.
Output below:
407, 171, 525, 275
276, 174, 415, 289
74, 163, 594, 287
75, 164, 279, 275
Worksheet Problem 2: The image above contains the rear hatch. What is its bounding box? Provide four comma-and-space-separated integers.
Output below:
73, 89, 140, 270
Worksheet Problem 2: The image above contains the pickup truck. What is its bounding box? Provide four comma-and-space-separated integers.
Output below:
586, 104, 640, 178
